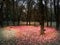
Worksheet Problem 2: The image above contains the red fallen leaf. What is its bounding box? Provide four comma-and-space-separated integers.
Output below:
3, 26, 59, 43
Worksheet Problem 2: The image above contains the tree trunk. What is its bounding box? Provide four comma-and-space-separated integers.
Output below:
38, 0, 45, 35
50, 0, 52, 27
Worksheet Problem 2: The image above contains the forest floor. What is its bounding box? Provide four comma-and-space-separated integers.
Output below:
0, 25, 60, 45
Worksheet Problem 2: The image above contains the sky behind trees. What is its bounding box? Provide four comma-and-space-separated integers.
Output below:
17, 0, 54, 8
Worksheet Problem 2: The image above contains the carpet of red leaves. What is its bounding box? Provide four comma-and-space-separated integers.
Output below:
0, 26, 60, 45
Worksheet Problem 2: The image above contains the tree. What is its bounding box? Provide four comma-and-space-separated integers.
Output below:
54, 0, 60, 30
18, 4, 24, 25
45, 0, 49, 26
26, 0, 34, 25
0, 1, 3, 27
5, 0, 11, 25
38, 0, 45, 34
56, 0, 60, 30
50, 0, 53, 26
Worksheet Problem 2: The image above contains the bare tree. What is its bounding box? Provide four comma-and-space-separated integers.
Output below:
26, 0, 33, 25
50, 0, 53, 26
54, 0, 60, 30
38, 0, 45, 35
56, 0, 60, 30
5, 0, 11, 26
45, 0, 49, 26
0, 1, 3, 27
